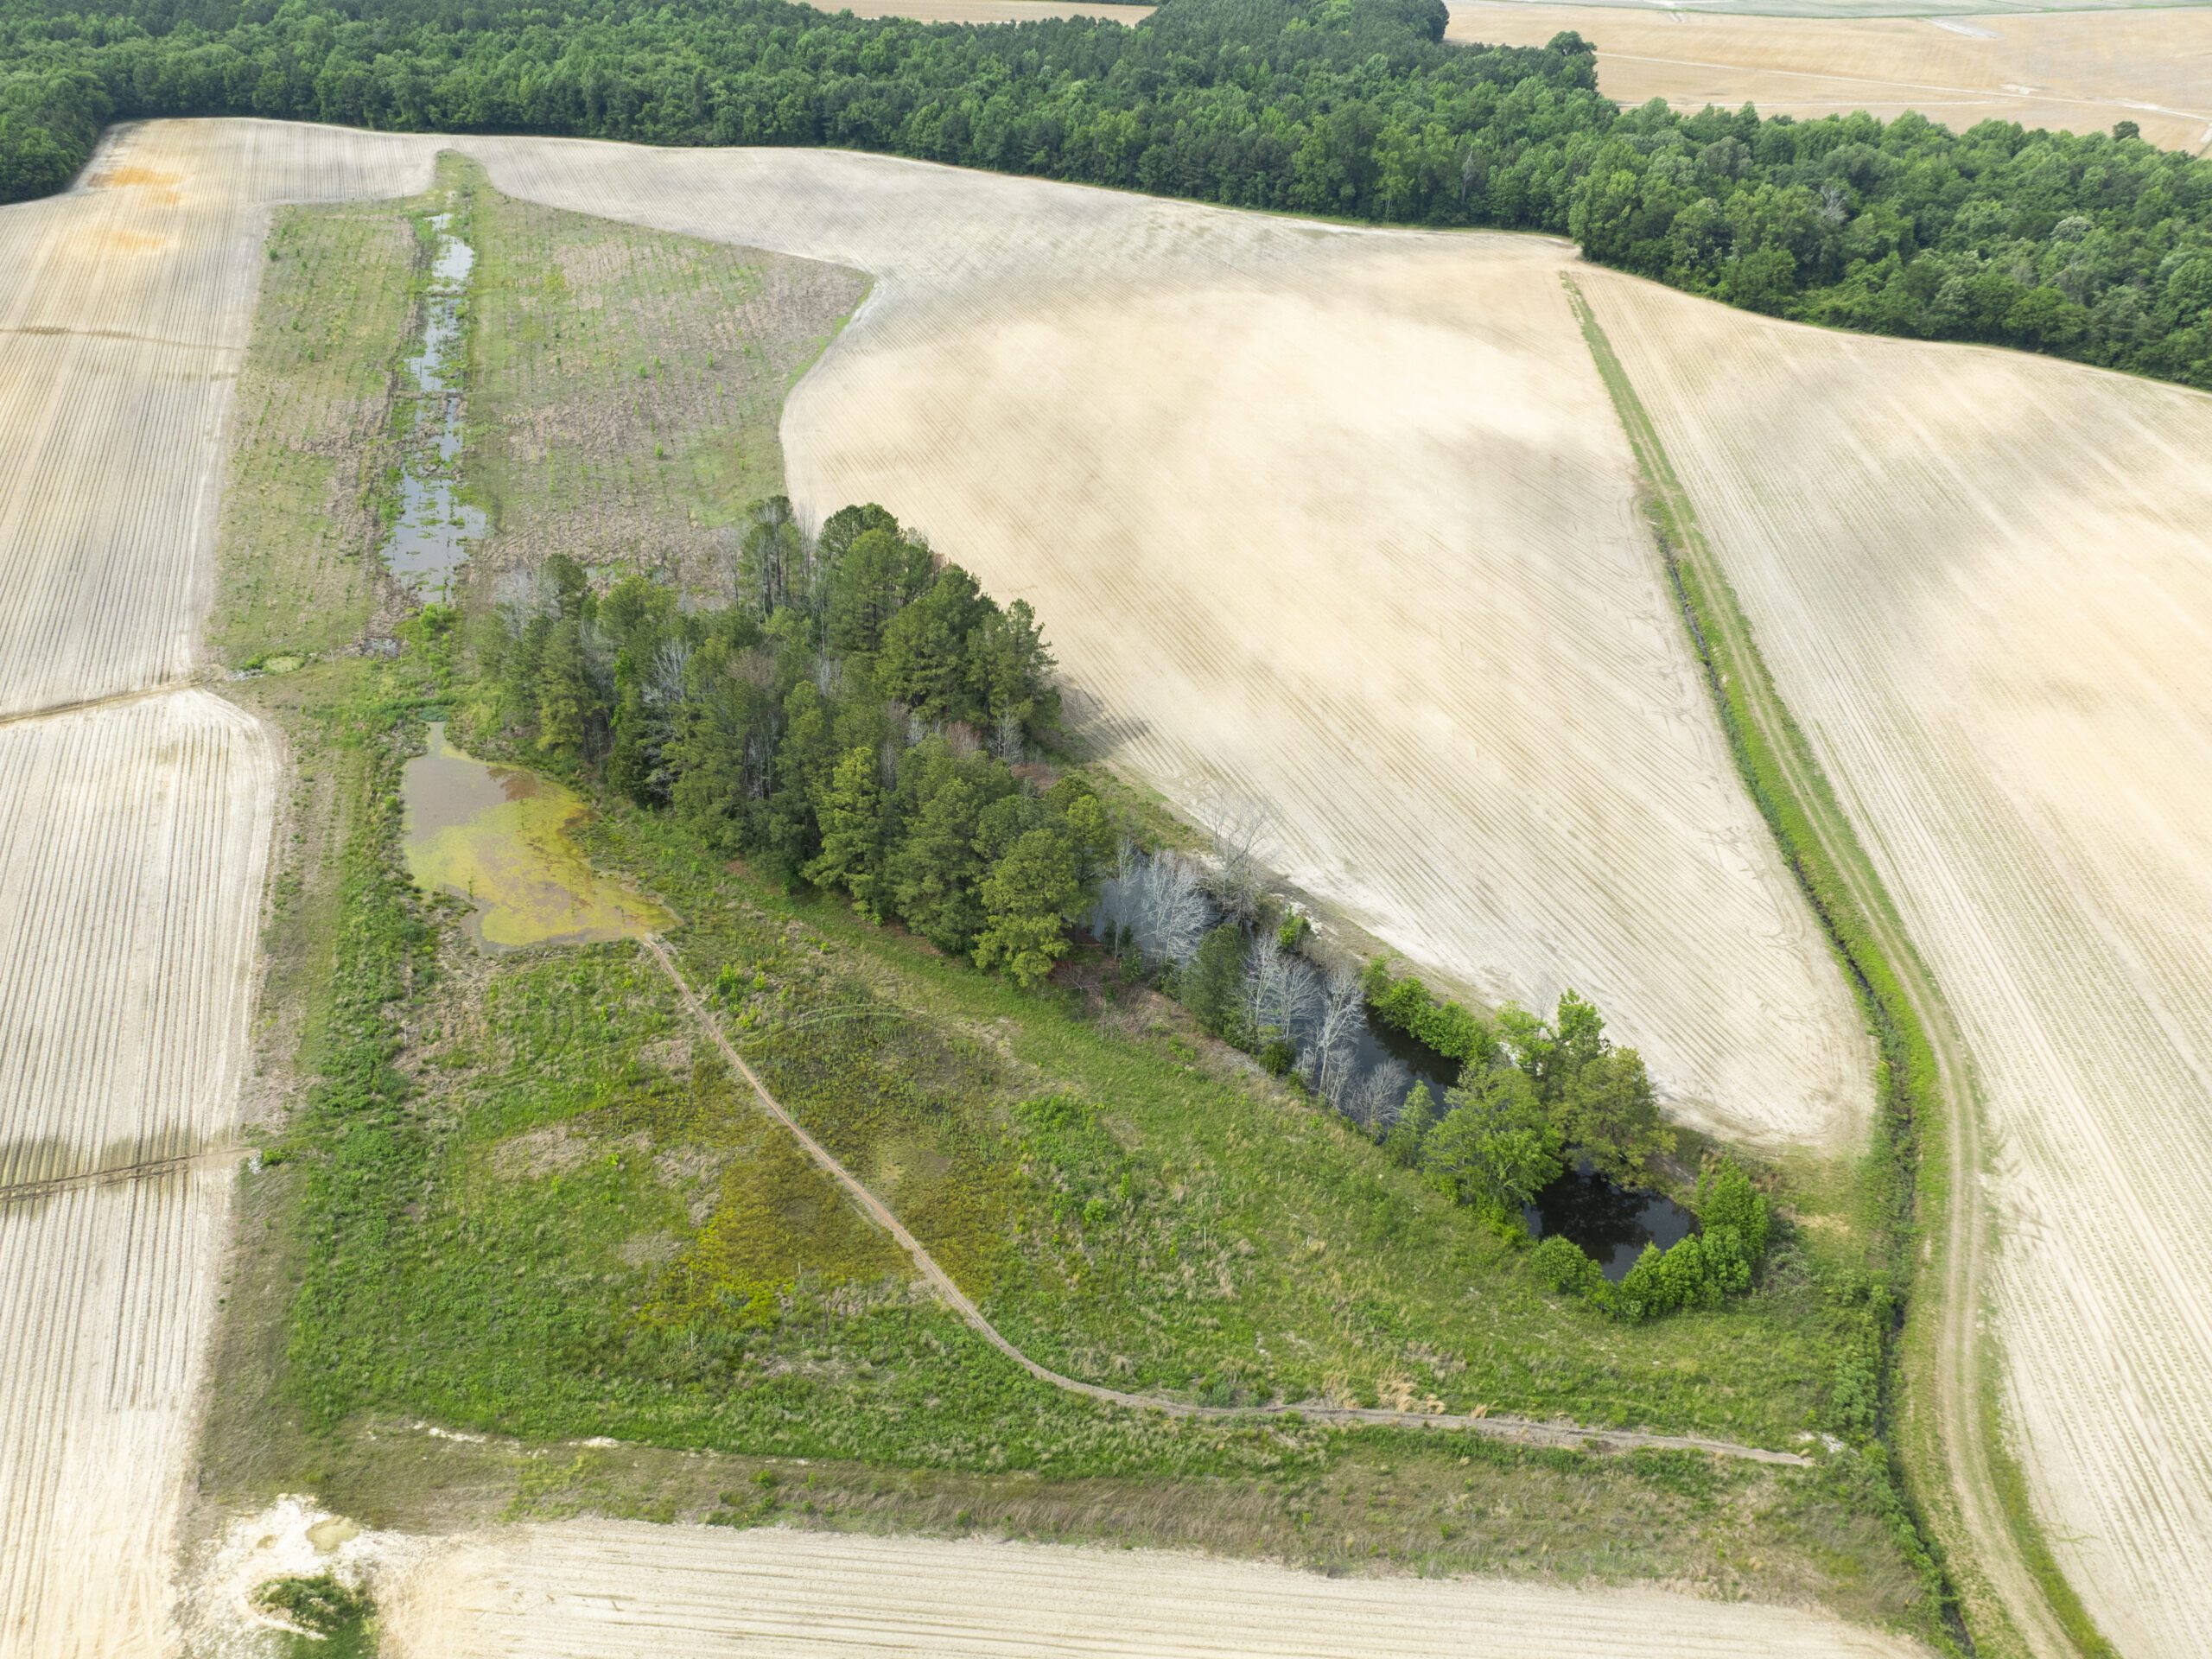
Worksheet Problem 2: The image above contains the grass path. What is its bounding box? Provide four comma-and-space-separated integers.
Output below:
1565, 272, 2105, 1659
643, 933, 1812, 1469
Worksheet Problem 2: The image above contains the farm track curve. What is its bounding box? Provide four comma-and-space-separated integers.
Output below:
1566, 276, 2085, 1659
643, 934, 1812, 1469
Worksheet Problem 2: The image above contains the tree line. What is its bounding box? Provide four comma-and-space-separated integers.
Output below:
2, 0, 2208, 387
475, 499, 1107, 988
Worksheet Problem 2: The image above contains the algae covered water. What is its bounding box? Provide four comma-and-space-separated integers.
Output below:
401, 722, 670, 950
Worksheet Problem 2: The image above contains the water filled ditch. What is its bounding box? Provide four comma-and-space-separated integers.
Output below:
380, 210, 485, 597
401, 722, 671, 951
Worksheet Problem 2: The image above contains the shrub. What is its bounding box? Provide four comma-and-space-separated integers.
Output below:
1531, 1234, 1605, 1301
1696, 1156, 1772, 1264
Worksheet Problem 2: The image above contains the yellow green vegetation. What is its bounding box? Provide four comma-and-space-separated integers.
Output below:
402, 721, 669, 950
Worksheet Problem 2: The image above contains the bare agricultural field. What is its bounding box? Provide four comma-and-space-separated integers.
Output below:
0, 691, 274, 1658
0, 120, 435, 716
452, 136, 1869, 1153
1583, 270, 2212, 1659
379, 1522, 1934, 1658
0, 121, 434, 1656
1450, 3, 2212, 154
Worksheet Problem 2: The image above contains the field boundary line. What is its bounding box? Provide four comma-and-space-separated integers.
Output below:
1563, 270, 2110, 1659
0, 1146, 246, 1206
641, 932, 1809, 1468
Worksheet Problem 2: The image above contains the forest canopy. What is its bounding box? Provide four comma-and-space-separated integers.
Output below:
3, 0, 2209, 386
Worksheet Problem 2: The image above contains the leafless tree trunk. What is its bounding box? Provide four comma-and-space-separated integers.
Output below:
1348, 1059, 1412, 1134
1303, 964, 1365, 1110
1241, 934, 1319, 1041
1205, 794, 1271, 919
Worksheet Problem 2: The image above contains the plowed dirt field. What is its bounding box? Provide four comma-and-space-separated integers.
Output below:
1584, 269, 2212, 1659
1449, 3, 2212, 155
450, 135, 1871, 1154
0, 122, 430, 1657
378, 1522, 1935, 1658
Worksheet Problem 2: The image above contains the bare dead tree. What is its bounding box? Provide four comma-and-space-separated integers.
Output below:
1303, 964, 1365, 1110
1205, 794, 1271, 919
647, 639, 692, 709
1347, 1058, 1411, 1135
1240, 933, 1319, 1043
1096, 846, 1211, 968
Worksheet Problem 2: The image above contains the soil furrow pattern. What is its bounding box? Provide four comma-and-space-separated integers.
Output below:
378, 1521, 1932, 1658
1578, 269, 2212, 1656
456, 133, 1872, 1158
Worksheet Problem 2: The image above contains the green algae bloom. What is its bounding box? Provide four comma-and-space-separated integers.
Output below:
402, 722, 670, 950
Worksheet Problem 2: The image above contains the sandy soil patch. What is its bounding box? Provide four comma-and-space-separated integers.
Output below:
378, 1520, 1933, 1657
1582, 269, 2212, 1659
1449, 3, 2212, 154
453, 135, 1871, 1154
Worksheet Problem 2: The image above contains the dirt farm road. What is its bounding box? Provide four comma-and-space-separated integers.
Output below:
1564, 276, 2082, 1659
642, 933, 1814, 1469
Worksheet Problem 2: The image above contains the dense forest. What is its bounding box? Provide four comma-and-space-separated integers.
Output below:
474, 499, 1102, 989
3, 0, 2209, 387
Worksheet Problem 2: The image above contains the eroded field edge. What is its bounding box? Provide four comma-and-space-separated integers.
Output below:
1563, 272, 2112, 1659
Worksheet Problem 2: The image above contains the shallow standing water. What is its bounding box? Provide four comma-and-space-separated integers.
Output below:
1524, 1165, 1698, 1282
380, 211, 486, 597
401, 722, 671, 950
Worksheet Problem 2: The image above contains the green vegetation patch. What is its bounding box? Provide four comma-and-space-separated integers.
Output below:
213, 188, 427, 666
254, 1573, 376, 1659
461, 157, 867, 587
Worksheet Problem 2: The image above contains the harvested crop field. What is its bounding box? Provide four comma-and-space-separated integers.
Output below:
378, 1521, 1934, 1658
0, 691, 274, 1657
0, 121, 432, 1655
1582, 270, 2212, 1659
452, 135, 1869, 1154
0, 121, 434, 716
1449, 3, 2212, 154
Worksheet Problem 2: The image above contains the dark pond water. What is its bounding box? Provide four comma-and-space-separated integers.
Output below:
1344, 1014, 1461, 1114
1523, 1164, 1698, 1282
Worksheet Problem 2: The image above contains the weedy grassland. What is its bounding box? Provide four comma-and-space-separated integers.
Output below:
199, 661, 1932, 1630
211, 191, 425, 666
461, 157, 867, 588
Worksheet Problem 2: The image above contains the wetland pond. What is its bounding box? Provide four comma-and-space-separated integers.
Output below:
1523, 1165, 1697, 1282
1362, 1020, 1696, 1282
380, 211, 485, 598
402, 723, 671, 950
